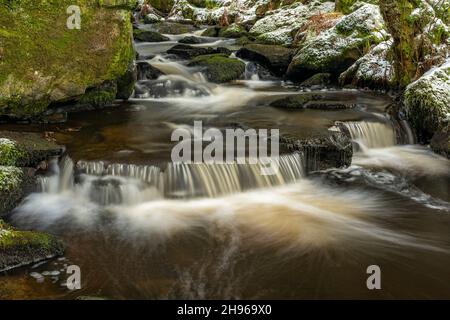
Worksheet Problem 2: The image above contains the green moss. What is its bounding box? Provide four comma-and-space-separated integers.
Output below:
133, 29, 170, 42
189, 54, 245, 83
335, 0, 358, 14
0, 1, 135, 118
218, 24, 247, 38
78, 82, 117, 108
0, 166, 23, 193
0, 138, 27, 166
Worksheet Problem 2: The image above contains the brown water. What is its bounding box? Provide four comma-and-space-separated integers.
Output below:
1, 34, 450, 300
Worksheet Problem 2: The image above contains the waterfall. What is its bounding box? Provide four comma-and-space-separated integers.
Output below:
37, 153, 306, 204
343, 121, 397, 149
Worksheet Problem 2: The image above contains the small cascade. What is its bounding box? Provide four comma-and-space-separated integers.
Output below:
343, 121, 397, 149
36, 153, 306, 204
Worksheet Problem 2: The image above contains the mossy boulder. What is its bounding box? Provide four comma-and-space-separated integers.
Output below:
0, 132, 63, 167
287, 4, 387, 81
0, 166, 28, 215
167, 44, 231, 59
149, 21, 197, 34
430, 124, 450, 159
188, 54, 245, 83
147, 0, 175, 14
0, 1, 136, 119
133, 29, 170, 42
201, 26, 220, 37
339, 39, 395, 89
404, 60, 450, 143
301, 73, 332, 87
236, 43, 294, 76
0, 220, 64, 272
218, 23, 248, 38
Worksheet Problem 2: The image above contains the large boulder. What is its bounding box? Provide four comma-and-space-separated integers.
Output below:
249, 1, 335, 46
0, 1, 137, 119
287, 4, 388, 81
0, 220, 64, 272
339, 39, 394, 89
236, 44, 294, 76
188, 54, 245, 83
404, 60, 450, 143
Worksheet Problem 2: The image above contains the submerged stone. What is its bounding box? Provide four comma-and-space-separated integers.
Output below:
133, 29, 170, 42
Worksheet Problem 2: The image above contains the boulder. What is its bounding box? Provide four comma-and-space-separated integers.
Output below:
167, 44, 231, 59
0, 132, 63, 167
404, 60, 450, 143
236, 44, 294, 76
430, 124, 450, 159
133, 29, 170, 42
0, 220, 64, 272
0, 1, 136, 119
188, 54, 246, 83
270, 92, 356, 109
148, 21, 198, 34
218, 23, 248, 38
178, 35, 213, 44
301, 73, 332, 87
249, 1, 335, 46
339, 39, 394, 89
287, 4, 388, 81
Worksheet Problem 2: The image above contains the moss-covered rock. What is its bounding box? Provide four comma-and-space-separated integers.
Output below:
148, 0, 175, 14
404, 60, 450, 143
0, 166, 26, 215
0, 1, 136, 119
301, 73, 332, 87
218, 23, 248, 38
167, 44, 231, 59
201, 26, 220, 37
0, 132, 63, 167
188, 54, 245, 83
339, 39, 395, 89
236, 43, 294, 76
0, 220, 64, 272
133, 29, 170, 42
287, 4, 388, 81
430, 124, 450, 159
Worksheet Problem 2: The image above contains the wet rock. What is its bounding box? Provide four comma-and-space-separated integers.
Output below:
133, 29, 170, 42
76, 81, 118, 110
280, 130, 353, 172
178, 36, 212, 44
0, 166, 28, 215
149, 21, 197, 35
431, 124, 450, 159
339, 39, 394, 89
218, 23, 248, 38
287, 4, 388, 81
0, 132, 63, 167
0, 220, 64, 272
136, 61, 164, 80
201, 26, 220, 37
301, 73, 332, 87
188, 54, 246, 83
167, 44, 231, 59
236, 44, 294, 76
134, 78, 210, 98
116, 61, 138, 100
147, 0, 175, 14
404, 60, 450, 143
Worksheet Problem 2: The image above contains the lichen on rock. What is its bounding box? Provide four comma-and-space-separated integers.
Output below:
287, 3, 388, 81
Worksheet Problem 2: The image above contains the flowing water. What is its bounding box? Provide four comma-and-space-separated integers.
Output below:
1, 31, 450, 300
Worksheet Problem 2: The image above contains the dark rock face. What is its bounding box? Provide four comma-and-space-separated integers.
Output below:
134, 79, 210, 98
136, 61, 164, 80
236, 44, 294, 76
167, 44, 231, 59
188, 54, 246, 83
149, 22, 197, 35
133, 29, 170, 42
